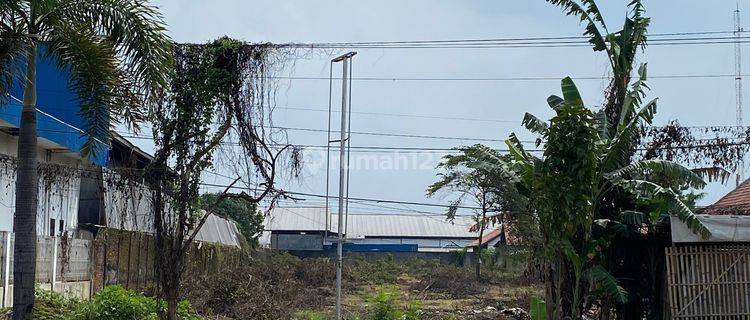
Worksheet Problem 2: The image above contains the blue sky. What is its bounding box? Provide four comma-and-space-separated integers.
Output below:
145, 0, 748, 214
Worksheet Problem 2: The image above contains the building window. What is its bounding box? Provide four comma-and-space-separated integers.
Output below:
59, 220, 65, 236
49, 219, 56, 237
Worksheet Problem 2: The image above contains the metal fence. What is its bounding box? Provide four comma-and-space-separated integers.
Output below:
665, 244, 750, 319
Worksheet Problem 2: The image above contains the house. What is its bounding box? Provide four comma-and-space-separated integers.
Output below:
664, 181, 750, 318
468, 227, 510, 249
262, 206, 497, 253
0, 51, 242, 247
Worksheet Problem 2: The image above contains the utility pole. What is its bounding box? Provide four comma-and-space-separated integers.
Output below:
735, 4, 744, 186
329, 51, 356, 320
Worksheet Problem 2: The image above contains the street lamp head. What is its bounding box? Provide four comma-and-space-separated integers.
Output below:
332, 51, 357, 62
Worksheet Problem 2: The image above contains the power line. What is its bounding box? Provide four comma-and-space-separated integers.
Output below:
269, 73, 750, 82
276, 126, 511, 142
290, 30, 746, 46
2, 111, 748, 154
199, 181, 483, 210
274, 106, 519, 123
286, 39, 750, 50
1, 122, 741, 155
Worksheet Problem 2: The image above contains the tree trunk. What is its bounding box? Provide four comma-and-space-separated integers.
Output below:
151, 178, 184, 320
163, 241, 183, 320
12, 42, 38, 320
163, 271, 180, 320
475, 211, 486, 281
544, 252, 578, 320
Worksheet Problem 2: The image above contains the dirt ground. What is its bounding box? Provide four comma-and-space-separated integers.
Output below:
183, 250, 542, 319
338, 274, 542, 319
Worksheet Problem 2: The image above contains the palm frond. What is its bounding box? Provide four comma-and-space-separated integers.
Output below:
691, 167, 732, 184
629, 0, 646, 16
617, 63, 649, 130
48, 0, 173, 100
0, 35, 21, 100
546, 0, 609, 53
561, 77, 583, 107
589, 265, 628, 303
601, 98, 657, 172
605, 159, 706, 189
506, 133, 532, 163
595, 109, 609, 140
614, 179, 710, 239
522, 112, 549, 135
45, 22, 132, 157
0, 1, 25, 24
666, 195, 711, 240
547, 95, 564, 111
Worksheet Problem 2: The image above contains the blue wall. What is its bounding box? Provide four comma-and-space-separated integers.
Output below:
0, 48, 109, 166
323, 243, 419, 252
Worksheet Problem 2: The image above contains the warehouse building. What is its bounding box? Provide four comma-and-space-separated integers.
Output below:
262, 206, 502, 252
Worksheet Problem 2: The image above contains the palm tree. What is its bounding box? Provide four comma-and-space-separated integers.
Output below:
0, 1, 171, 318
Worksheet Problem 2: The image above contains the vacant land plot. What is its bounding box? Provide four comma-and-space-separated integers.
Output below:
182, 251, 542, 319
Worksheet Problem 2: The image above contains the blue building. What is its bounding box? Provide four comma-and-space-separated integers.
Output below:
0, 52, 242, 246
0, 52, 107, 236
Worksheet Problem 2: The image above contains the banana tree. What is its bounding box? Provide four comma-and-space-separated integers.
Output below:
547, 0, 649, 135
468, 70, 709, 318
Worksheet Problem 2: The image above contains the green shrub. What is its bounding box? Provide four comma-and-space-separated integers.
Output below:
346, 255, 405, 285
70, 285, 199, 320
34, 288, 79, 320
293, 310, 329, 320
367, 287, 421, 320
529, 297, 547, 320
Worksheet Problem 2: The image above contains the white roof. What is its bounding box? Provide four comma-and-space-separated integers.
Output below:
671, 214, 750, 243
264, 206, 486, 238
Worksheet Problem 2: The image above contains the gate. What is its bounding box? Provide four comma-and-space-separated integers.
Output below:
665, 244, 750, 319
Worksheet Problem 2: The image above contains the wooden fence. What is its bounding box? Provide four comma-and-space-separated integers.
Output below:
665, 244, 750, 319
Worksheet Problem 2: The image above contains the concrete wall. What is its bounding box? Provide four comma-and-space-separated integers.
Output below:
90, 228, 245, 293
1, 281, 91, 307
271, 233, 323, 251
0, 233, 92, 285
0, 228, 245, 305
286, 249, 466, 265
0, 232, 93, 307
0, 132, 83, 236
285, 245, 530, 270
344, 237, 474, 251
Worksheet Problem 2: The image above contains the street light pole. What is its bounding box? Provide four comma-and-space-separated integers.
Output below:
331, 51, 356, 320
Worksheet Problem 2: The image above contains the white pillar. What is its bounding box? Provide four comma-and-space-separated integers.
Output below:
51, 236, 58, 292
3, 232, 10, 308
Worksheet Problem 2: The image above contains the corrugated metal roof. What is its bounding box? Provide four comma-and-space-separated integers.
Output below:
264, 207, 329, 232
264, 206, 487, 238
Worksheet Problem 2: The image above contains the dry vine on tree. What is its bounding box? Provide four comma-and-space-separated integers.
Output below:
145, 38, 301, 320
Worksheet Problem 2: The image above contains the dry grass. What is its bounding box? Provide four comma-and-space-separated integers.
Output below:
182, 250, 542, 319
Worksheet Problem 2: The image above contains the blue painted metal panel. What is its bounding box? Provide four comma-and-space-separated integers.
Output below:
0, 47, 109, 166
325, 243, 418, 252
